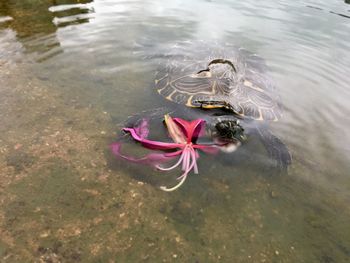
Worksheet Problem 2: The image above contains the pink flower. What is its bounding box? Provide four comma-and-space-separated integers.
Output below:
111, 114, 219, 191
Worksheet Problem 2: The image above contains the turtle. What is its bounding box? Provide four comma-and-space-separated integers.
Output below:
154, 41, 281, 121
127, 41, 291, 169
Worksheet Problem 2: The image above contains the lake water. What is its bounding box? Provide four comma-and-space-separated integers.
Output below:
1, 0, 350, 262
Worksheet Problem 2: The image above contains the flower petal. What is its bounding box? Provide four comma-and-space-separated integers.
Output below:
191, 149, 199, 174
160, 147, 197, 192
160, 173, 188, 192
173, 118, 206, 143
123, 127, 182, 150
193, 144, 220, 154
111, 143, 181, 166
133, 118, 149, 139
156, 150, 185, 171
164, 114, 187, 144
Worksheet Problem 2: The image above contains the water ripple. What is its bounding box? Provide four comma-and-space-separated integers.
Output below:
0, 0, 349, 182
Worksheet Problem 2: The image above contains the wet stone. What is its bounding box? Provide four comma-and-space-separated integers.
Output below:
270, 191, 278, 199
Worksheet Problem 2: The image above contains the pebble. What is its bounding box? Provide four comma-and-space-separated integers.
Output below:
40, 231, 50, 238
270, 191, 278, 198
14, 143, 22, 150
119, 213, 125, 218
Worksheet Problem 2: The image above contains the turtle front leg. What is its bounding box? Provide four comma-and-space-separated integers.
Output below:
255, 125, 292, 171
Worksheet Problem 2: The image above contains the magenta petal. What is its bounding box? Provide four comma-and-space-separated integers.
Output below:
191, 120, 206, 141
194, 144, 219, 154
123, 127, 182, 150
164, 114, 187, 144
134, 118, 149, 139
173, 118, 206, 143
156, 150, 185, 171
192, 149, 199, 174
111, 143, 180, 166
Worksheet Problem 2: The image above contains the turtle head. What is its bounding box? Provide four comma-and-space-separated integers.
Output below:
215, 120, 246, 142
213, 119, 247, 152
195, 59, 237, 79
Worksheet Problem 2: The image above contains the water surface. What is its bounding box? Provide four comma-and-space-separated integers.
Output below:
1, 0, 350, 262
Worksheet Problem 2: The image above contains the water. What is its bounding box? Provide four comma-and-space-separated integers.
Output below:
1, 0, 350, 262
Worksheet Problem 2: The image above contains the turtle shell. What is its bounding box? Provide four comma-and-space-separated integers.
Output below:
154, 41, 282, 121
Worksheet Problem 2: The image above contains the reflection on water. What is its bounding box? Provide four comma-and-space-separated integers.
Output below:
0, 0, 93, 62
49, 2, 94, 27
0, 16, 13, 23
1, 0, 350, 262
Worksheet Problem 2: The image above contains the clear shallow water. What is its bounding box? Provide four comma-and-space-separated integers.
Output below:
1, 0, 350, 262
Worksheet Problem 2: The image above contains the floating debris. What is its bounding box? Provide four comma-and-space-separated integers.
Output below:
111, 115, 221, 191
